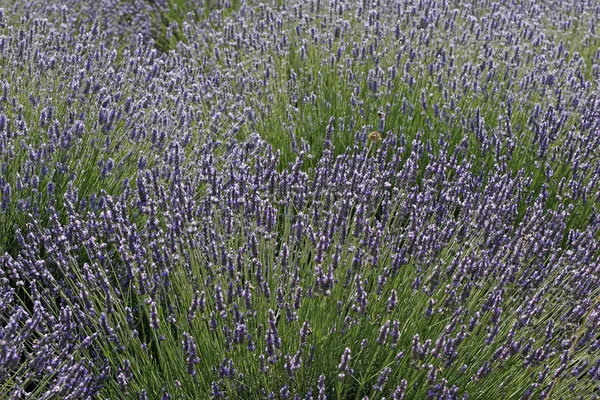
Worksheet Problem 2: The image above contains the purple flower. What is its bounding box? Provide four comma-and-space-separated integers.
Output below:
373, 367, 391, 391
338, 347, 352, 381
317, 374, 326, 400
392, 380, 408, 400
377, 320, 390, 345
149, 301, 160, 330
300, 321, 312, 346
211, 382, 222, 398
387, 290, 398, 312
183, 333, 200, 377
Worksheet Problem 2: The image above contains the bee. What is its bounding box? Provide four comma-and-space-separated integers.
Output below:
368, 131, 382, 142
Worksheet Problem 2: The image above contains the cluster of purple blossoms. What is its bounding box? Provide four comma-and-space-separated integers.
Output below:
2, 0, 163, 45
0, 0, 599, 399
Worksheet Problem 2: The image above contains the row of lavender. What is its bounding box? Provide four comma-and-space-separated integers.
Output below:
3, 123, 600, 398
171, 0, 600, 170
1, 0, 600, 399
1, 0, 163, 45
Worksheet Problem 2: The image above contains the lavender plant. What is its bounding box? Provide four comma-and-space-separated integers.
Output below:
2, 0, 164, 45
171, 0, 599, 173
0, 1, 599, 399
3, 128, 600, 398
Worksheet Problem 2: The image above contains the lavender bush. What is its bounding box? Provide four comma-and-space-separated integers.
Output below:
170, 0, 599, 171
1, 1, 600, 399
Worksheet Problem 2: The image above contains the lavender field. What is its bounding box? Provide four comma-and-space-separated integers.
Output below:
1, 0, 600, 398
